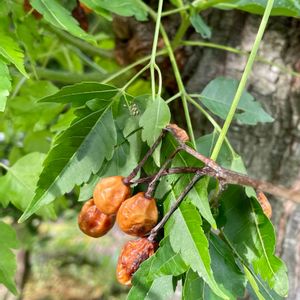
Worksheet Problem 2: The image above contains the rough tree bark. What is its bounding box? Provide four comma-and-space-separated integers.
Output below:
186, 12, 300, 299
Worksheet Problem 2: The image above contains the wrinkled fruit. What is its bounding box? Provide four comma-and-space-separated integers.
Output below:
257, 191, 272, 219
167, 123, 189, 142
93, 176, 131, 215
116, 238, 157, 286
78, 198, 115, 238
117, 192, 158, 236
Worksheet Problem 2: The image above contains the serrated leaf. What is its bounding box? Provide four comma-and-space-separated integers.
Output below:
0, 27, 27, 76
182, 268, 204, 300
0, 221, 19, 295
40, 82, 118, 107
199, 77, 274, 125
0, 59, 11, 112
139, 96, 171, 166
223, 0, 300, 17
190, 13, 212, 39
30, 0, 95, 42
81, 0, 148, 21
19, 105, 117, 222
244, 266, 284, 300
150, 238, 188, 280
0, 153, 56, 219
219, 185, 288, 297
166, 194, 229, 299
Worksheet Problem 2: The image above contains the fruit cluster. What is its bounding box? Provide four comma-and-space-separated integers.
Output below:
78, 175, 158, 286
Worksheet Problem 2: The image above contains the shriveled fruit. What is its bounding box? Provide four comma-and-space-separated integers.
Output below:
167, 123, 189, 142
78, 198, 115, 238
116, 238, 157, 286
257, 191, 272, 219
117, 192, 158, 236
93, 176, 131, 215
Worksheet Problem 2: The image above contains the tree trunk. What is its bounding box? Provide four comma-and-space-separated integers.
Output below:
186, 11, 300, 299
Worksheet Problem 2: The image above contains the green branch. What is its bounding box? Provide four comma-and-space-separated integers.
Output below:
150, 0, 164, 100
210, 0, 275, 161
47, 26, 113, 59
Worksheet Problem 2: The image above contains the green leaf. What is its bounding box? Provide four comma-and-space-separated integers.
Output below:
19, 105, 117, 222
208, 234, 246, 299
244, 266, 265, 300
0, 221, 19, 295
0, 59, 11, 112
0, 153, 56, 219
190, 13, 212, 39
7, 80, 62, 132
79, 98, 143, 201
30, 0, 95, 42
0, 27, 27, 77
78, 127, 140, 201
40, 82, 118, 107
128, 238, 186, 299
150, 238, 188, 279
128, 275, 174, 300
199, 77, 274, 125
219, 186, 288, 297
139, 96, 171, 166
166, 194, 229, 299
182, 268, 204, 300
244, 266, 284, 300
223, 0, 300, 17
81, 0, 148, 21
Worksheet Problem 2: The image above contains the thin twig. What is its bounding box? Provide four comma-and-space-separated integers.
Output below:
148, 170, 204, 241
129, 167, 202, 185
123, 131, 166, 184
145, 148, 182, 198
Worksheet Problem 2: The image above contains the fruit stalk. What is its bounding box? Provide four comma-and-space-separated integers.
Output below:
144, 147, 182, 198
123, 131, 166, 185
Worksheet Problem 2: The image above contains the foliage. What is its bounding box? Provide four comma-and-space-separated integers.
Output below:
0, 0, 296, 299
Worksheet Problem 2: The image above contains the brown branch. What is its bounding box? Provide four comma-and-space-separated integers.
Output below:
129, 167, 202, 185
165, 126, 300, 204
123, 131, 166, 185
